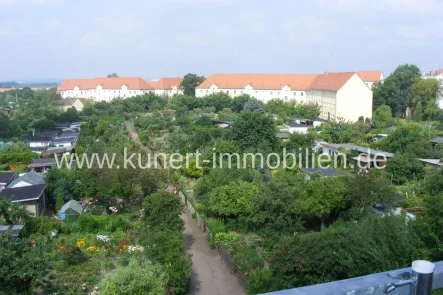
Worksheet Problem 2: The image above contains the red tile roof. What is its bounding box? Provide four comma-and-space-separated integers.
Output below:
57, 77, 154, 91
310, 72, 356, 91
148, 78, 183, 90
357, 71, 383, 82
196, 74, 320, 90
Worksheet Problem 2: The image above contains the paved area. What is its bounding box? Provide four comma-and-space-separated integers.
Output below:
182, 210, 247, 295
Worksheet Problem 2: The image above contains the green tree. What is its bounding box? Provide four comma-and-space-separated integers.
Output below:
0, 112, 8, 138
231, 111, 277, 151
414, 101, 423, 121
180, 73, 205, 96
386, 153, 425, 185
345, 174, 395, 213
231, 94, 251, 112
372, 105, 392, 128
98, 258, 166, 295
107, 73, 119, 78
206, 182, 259, 219
0, 199, 33, 224
243, 97, 264, 112
143, 192, 184, 232
411, 78, 442, 120
0, 234, 47, 294
296, 177, 346, 227
55, 194, 65, 212
293, 103, 321, 119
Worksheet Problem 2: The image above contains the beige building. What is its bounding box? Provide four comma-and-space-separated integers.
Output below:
58, 77, 183, 102
60, 97, 86, 111
196, 72, 374, 122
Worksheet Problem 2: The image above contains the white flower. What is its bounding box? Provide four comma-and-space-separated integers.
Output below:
96, 235, 110, 243
127, 245, 145, 253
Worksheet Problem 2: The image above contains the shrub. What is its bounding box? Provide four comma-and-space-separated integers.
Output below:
0, 164, 9, 171
59, 247, 89, 266
29, 216, 70, 235
214, 231, 237, 245
74, 214, 130, 234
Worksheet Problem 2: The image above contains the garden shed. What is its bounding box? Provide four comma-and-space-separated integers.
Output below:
58, 199, 83, 221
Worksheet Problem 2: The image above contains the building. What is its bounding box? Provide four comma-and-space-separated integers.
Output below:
283, 123, 309, 134
0, 172, 17, 192
58, 199, 83, 221
420, 159, 443, 168
29, 158, 57, 173
58, 77, 183, 102
0, 184, 47, 216
60, 97, 86, 111
8, 172, 45, 188
196, 72, 373, 122
423, 69, 443, 109
0, 225, 24, 242
357, 71, 384, 89
301, 167, 345, 181
28, 136, 53, 149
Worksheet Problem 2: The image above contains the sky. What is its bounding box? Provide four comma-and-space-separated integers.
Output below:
0, 0, 442, 81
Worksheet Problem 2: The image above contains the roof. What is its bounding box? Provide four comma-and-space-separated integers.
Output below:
0, 184, 46, 202
41, 147, 67, 156
196, 73, 320, 90
430, 137, 443, 144
8, 172, 45, 188
52, 136, 77, 143
60, 97, 86, 106
285, 123, 308, 128
59, 199, 83, 215
0, 172, 17, 184
58, 132, 79, 138
58, 77, 154, 91
0, 225, 24, 242
320, 143, 394, 157
148, 78, 183, 90
309, 72, 356, 91
302, 167, 345, 177
29, 158, 57, 168
357, 71, 383, 82
29, 136, 53, 142
420, 159, 443, 167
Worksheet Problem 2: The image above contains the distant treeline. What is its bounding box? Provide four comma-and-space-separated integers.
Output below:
0, 81, 59, 88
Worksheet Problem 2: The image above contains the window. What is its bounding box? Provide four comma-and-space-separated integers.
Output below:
234, 90, 237, 94
285, 96, 288, 99
255, 91, 258, 94
294, 92, 297, 96
206, 90, 209, 93
277, 92, 280, 95
270, 91, 273, 95
301, 92, 304, 96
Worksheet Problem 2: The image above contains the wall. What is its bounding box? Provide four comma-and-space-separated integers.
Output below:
336, 73, 373, 122
61, 87, 182, 101
29, 142, 50, 148
307, 89, 337, 120
196, 85, 307, 104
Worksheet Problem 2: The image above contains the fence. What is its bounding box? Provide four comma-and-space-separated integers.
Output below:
178, 191, 210, 235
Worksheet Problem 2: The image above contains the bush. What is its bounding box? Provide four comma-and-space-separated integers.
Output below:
59, 247, 89, 266
214, 231, 237, 245
72, 214, 130, 234
29, 216, 70, 235
0, 164, 9, 171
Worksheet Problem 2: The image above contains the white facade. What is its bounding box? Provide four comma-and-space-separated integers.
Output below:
60, 86, 148, 102
196, 85, 307, 104
283, 125, 309, 134
29, 141, 51, 148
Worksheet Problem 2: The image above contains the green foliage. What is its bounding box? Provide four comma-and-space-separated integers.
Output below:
231, 111, 277, 151
387, 153, 425, 185
206, 182, 259, 219
206, 218, 228, 235
59, 246, 89, 266
321, 119, 368, 143
72, 214, 130, 234
214, 231, 237, 244
0, 199, 33, 225
293, 103, 321, 120
0, 235, 48, 294
411, 78, 442, 120
181, 73, 205, 96
243, 97, 264, 112
180, 158, 204, 178
28, 216, 70, 235
373, 105, 392, 128
0, 151, 39, 164
143, 192, 184, 232
98, 258, 166, 295
55, 194, 65, 212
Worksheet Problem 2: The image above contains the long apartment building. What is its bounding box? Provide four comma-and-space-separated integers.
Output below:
58, 77, 183, 102
196, 71, 379, 122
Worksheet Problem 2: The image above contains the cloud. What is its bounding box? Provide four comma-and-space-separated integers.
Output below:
236, 12, 266, 33
363, 25, 377, 35
394, 22, 443, 39
0, 0, 16, 5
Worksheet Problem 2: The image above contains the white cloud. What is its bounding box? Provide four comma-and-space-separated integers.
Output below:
363, 25, 377, 35
394, 22, 443, 39
0, 0, 16, 5
237, 12, 266, 33
96, 14, 146, 35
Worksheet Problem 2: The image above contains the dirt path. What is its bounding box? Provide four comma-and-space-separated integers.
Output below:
182, 211, 247, 295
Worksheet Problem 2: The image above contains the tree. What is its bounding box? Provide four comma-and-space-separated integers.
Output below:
414, 101, 423, 121
411, 78, 442, 120
55, 194, 65, 212
293, 103, 321, 119
372, 105, 392, 128
98, 258, 166, 295
296, 177, 346, 227
206, 182, 259, 218
143, 192, 184, 232
0, 112, 8, 138
231, 111, 277, 151
0, 199, 33, 224
373, 79, 401, 115
180, 73, 205, 96
0, 234, 47, 294
345, 174, 395, 213
386, 153, 425, 185
243, 97, 264, 112
107, 73, 119, 78
231, 94, 251, 112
